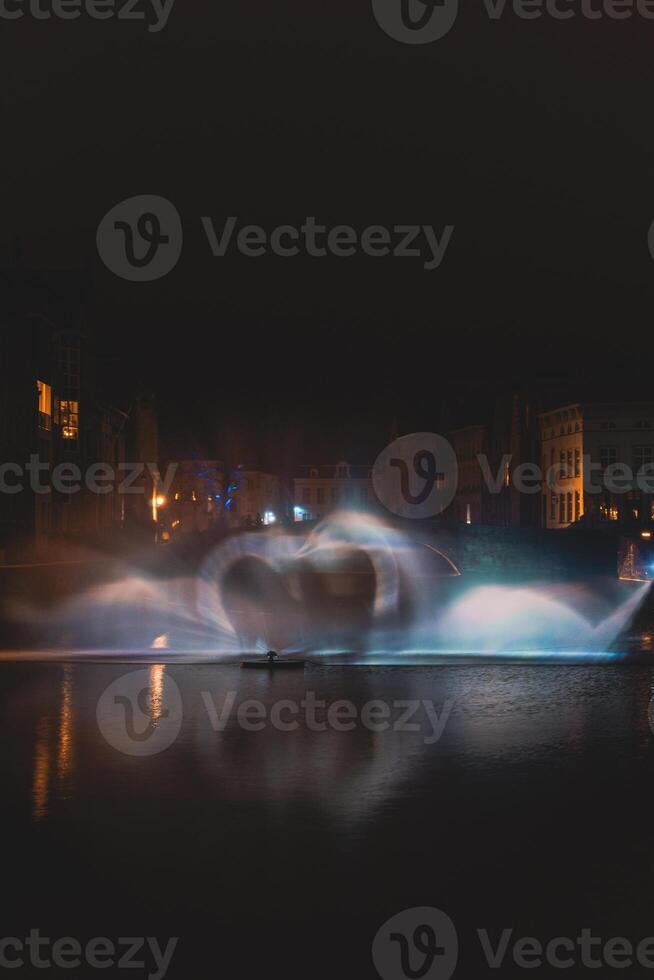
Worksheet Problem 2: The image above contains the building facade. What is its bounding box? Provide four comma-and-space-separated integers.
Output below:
293, 462, 373, 522
450, 425, 488, 524
161, 463, 284, 536
0, 268, 154, 557
235, 470, 284, 527
447, 392, 544, 528
540, 402, 654, 529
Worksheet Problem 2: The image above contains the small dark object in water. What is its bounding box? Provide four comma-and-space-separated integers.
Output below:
241, 652, 306, 669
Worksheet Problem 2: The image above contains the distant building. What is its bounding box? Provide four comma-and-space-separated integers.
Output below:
0, 266, 153, 557
235, 470, 284, 528
162, 464, 284, 535
448, 393, 543, 527
293, 462, 374, 522
539, 402, 654, 529
450, 425, 488, 524
485, 391, 543, 528
163, 460, 223, 536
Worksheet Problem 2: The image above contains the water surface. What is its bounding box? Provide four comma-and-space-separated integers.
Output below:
2, 660, 654, 977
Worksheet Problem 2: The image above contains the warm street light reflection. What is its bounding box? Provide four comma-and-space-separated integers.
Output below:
31, 666, 76, 822
57, 665, 74, 788
32, 718, 50, 823
149, 663, 166, 722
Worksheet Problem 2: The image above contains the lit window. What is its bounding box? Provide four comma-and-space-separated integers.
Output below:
574, 448, 581, 477
37, 381, 52, 430
37, 380, 52, 416
59, 400, 79, 441
601, 497, 619, 521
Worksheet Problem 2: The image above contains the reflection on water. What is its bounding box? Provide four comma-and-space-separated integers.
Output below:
58, 664, 74, 789
31, 664, 75, 822
32, 717, 50, 823
7, 660, 654, 979
149, 662, 166, 722
20, 661, 654, 825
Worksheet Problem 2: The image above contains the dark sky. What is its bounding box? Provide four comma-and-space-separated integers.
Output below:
3, 0, 654, 460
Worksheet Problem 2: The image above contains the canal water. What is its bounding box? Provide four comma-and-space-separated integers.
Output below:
2, 660, 654, 978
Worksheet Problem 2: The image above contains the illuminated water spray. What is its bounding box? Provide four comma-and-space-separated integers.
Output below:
17, 511, 652, 660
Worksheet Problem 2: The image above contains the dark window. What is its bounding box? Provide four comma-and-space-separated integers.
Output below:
634, 446, 653, 473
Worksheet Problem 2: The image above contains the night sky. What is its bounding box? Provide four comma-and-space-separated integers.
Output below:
3, 0, 654, 461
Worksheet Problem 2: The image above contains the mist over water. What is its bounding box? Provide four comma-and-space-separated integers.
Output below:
11, 512, 652, 660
